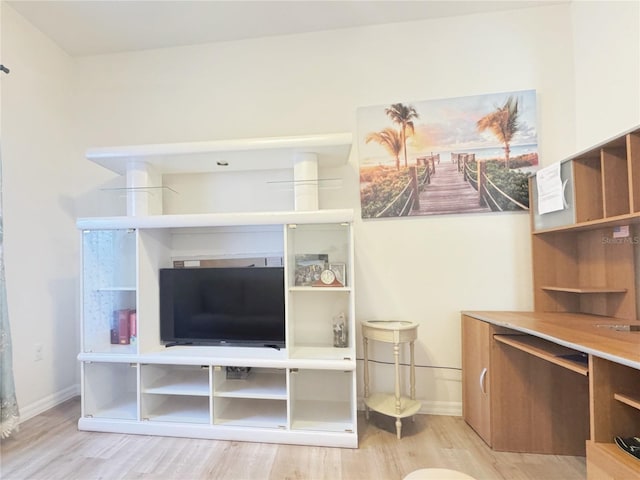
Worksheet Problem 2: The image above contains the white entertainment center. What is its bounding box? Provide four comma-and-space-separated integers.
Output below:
77, 133, 358, 447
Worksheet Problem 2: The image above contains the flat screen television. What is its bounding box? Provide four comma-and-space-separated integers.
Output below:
159, 267, 285, 348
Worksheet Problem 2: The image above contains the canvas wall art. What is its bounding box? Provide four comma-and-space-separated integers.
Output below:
358, 89, 538, 219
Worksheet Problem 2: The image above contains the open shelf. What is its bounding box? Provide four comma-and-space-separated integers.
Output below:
214, 398, 287, 428
88, 396, 138, 420
86, 132, 353, 175
614, 392, 640, 411
214, 369, 286, 400
541, 286, 628, 294
142, 396, 210, 424
587, 441, 640, 478
143, 369, 210, 396
493, 334, 589, 376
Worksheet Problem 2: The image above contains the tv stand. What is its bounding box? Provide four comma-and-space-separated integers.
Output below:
77, 134, 357, 448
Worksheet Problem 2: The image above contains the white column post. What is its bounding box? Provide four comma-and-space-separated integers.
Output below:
293, 152, 319, 211
125, 160, 162, 216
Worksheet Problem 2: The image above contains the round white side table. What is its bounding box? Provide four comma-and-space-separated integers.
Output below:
361, 319, 420, 439
403, 468, 477, 480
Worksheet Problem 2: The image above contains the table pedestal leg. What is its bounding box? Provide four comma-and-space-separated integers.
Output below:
363, 336, 370, 420
394, 342, 401, 438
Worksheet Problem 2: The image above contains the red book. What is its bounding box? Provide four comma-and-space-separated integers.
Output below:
129, 310, 137, 341
111, 309, 130, 345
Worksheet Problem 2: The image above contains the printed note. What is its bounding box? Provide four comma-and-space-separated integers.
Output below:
537, 162, 564, 214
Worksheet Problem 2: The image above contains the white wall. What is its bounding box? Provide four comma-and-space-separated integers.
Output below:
71, 4, 577, 413
3, 1, 639, 419
571, 0, 640, 148
1, 3, 79, 418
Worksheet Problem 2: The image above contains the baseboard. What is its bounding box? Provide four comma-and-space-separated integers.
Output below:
18, 384, 80, 423
357, 397, 462, 417
418, 400, 462, 416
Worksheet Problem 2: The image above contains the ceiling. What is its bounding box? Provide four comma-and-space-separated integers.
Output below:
7, 0, 563, 57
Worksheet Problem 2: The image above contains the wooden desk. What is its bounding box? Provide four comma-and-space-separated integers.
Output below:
462, 311, 640, 479
362, 320, 420, 439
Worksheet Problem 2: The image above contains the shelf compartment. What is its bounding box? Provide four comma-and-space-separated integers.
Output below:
82, 228, 138, 354
83, 362, 138, 420
288, 290, 351, 351
602, 144, 630, 218
628, 131, 640, 213
587, 441, 640, 479
573, 155, 604, 223
213, 368, 286, 400
614, 392, 640, 410
590, 356, 640, 443
493, 334, 589, 376
290, 369, 355, 432
214, 397, 287, 429
287, 222, 352, 289
141, 364, 210, 396
290, 400, 355, 432
142, 395, 210, 424
532, 226, 637, 319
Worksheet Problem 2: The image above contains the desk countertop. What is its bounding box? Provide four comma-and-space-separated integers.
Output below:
462, 311, 640, 370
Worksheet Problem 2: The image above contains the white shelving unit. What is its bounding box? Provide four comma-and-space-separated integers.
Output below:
78, 133, 358, 448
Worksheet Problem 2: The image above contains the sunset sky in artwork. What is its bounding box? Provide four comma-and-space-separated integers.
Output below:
358, 89, 537, 166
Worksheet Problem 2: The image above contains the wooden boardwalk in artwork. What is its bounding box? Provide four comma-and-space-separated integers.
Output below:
409, 162, 491, 215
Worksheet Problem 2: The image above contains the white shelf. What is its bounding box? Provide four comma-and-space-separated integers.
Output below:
143, 396, 210, 424
86, 132, 352, 175
365, 393, 422, 419
144, 370, 210, 396
214, 399, 287, 428
77, 208, 354, 230
290, 286, 351, 293
215, 372, 286, 400
289, 346, 355, 363
89, 396, 137, 420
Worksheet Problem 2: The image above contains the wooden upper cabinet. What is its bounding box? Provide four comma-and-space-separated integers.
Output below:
628, 131, 640, 213
532, 126, 640, 231
530, 125, 640, 320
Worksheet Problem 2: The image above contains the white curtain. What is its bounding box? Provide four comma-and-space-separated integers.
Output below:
0, 145, 19, 438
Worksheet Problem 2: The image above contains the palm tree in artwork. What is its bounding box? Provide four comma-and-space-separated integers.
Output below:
476, 96, 520, 169
385, 103, 419, 168
366, 128, 403, 171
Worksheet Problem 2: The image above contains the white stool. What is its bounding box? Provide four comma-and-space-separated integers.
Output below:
403, 468, 477, 480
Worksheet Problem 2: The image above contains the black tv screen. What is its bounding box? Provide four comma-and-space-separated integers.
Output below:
159, 267, 285, 348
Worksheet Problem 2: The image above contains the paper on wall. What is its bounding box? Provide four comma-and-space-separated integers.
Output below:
536, 162, 564, 214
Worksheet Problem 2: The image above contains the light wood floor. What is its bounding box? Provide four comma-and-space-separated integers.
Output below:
1, 397, 586, 480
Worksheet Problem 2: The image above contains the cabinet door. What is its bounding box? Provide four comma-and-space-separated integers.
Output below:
289, 369, 356, 433
461, 315, 491, 445
82, 362, 138, 420
82, 229, 137, 354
